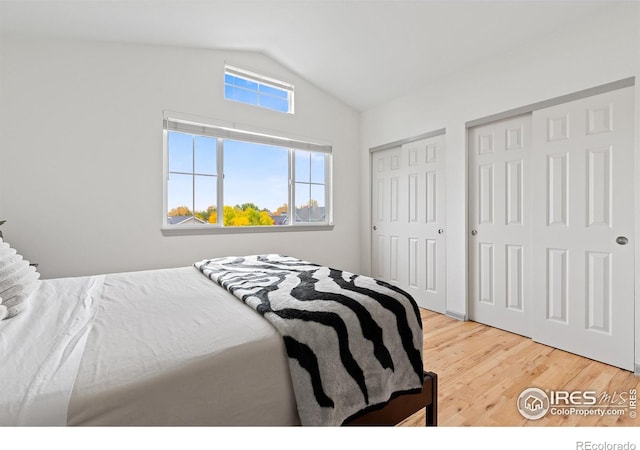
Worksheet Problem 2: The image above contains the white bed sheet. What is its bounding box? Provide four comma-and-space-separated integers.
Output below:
67, 266, 300, 426
0, 275, 104, 426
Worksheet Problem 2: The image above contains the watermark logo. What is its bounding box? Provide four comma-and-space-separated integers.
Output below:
517, 387, 637, 420
517, 387, 550, 420
576, 442, 636, 450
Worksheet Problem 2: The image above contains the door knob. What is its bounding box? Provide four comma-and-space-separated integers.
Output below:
471, 230, 478, 236
616, 236, 629, 245
373, 226, 377, 231
438, 229, 444, 234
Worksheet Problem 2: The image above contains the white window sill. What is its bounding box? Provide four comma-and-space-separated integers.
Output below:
161, 223, 334, 236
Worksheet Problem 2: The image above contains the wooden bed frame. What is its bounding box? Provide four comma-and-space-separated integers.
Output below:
343, 371, 438, 426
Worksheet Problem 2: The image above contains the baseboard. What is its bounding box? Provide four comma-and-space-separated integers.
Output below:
635, 364, 640, 377
445, 310, 466, 321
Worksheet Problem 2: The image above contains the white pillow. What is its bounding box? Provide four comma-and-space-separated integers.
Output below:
0, 238, 41, 320
0, 254, 28, 288
0, 301, 7, 321
0, 244, 18, 268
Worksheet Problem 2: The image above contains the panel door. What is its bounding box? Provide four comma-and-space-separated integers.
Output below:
531, 87, 635, 371
468, 114, 532, 337
371, 134, 446, 313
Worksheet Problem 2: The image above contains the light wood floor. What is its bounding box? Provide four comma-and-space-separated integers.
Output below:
399, 309, 640, 427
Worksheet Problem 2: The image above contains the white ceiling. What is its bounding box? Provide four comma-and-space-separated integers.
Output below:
0, 0, 617, 111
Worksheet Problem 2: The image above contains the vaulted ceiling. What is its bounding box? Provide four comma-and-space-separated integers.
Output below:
0, 0, 614, 111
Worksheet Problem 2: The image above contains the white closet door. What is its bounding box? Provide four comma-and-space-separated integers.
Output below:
372, 146, 401, 283
468, 115, 532, 337
371, 134, 446, 313
531, 87, 635, 371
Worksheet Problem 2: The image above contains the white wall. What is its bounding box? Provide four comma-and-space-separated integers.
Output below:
360, 4, 640, 369
0, 37, 361, 278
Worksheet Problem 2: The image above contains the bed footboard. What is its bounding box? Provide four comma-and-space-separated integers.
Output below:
343, 371, 438, 426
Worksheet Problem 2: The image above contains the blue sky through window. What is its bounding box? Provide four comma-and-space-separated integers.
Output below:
224, 73, 292, 113
168, 131, 290, 215
168, 132, 217, 213
224, 140, 288, 212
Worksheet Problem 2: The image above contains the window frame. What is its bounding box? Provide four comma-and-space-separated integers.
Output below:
224, 65, 295, 114
162, 115, 333, 235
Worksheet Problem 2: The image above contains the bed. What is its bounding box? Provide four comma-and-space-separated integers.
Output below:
0, 243, 437, 427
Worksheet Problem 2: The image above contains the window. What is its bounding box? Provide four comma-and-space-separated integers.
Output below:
294, 150, 328, 223
163, 117, 332, 232
224, 65, 294, 113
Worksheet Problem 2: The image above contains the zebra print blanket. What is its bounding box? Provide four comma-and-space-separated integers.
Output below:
194, 254, 424, 426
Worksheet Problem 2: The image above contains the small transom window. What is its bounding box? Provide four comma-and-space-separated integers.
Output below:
224, 65, 294, 113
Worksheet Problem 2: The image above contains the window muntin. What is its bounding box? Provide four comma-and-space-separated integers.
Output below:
224, 65, 294, 113
164, 118, 331, 230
